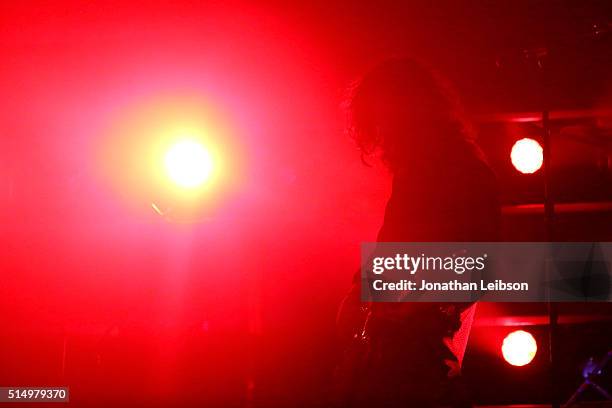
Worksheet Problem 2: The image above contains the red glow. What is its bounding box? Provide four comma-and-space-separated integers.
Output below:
501, 330, 537, 366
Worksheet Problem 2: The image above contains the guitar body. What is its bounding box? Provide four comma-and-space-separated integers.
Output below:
333, 282, 473, 407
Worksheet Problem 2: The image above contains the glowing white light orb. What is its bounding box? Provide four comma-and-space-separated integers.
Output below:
164, 140, 213, 188
511, 138, 543, 174
502, 330, 538, 366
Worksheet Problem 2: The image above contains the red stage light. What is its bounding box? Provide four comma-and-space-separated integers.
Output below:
164, 140, 214, 188
510, 138, 543, 174
502, 330, 537, 366
97, 95, 245, 220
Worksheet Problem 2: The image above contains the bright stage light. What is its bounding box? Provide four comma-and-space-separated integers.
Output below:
164, 140, 213, 188
99, 96, 244, 219
502, 330, 537, 366
511, 138, 543, 174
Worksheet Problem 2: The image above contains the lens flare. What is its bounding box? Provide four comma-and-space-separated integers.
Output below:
511, 138, 543, 174
502, 330, 537, 366
97, 95, 244, 219
164, 140, 213, 188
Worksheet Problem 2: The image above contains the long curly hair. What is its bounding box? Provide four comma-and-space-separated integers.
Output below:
347, 57, 483, 172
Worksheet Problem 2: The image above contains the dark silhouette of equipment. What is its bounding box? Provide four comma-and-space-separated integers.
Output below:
564, 351, 612, 408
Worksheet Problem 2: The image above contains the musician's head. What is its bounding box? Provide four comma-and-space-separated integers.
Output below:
347, 57, 476, 172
